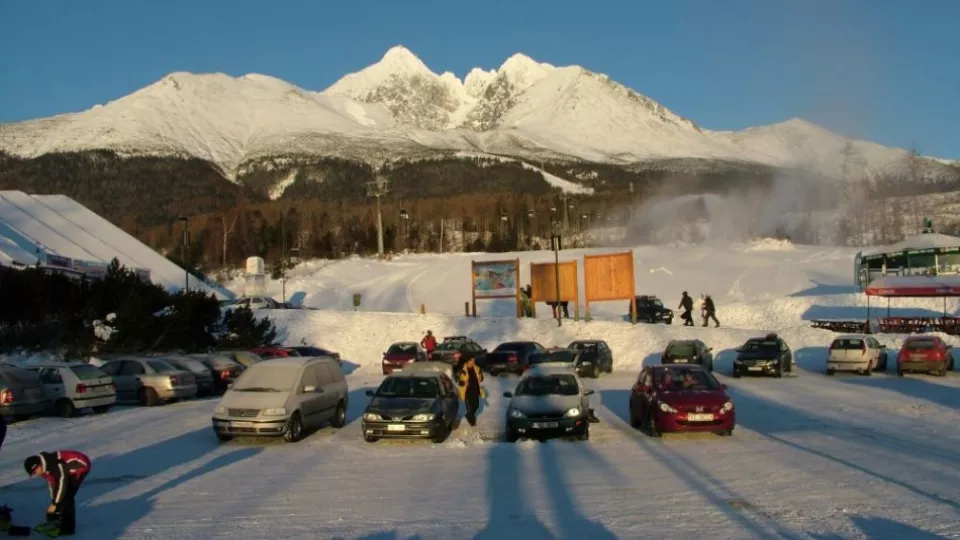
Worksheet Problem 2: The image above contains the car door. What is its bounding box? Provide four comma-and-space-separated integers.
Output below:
37, 367, 66, 404
439, 375, 458, 422
779, 340, 792, 370
631, 369, 651, 419
100, 361, 130, 401
296, 364, 326, 428
317, 364, 342, 422
118, 360, 147, 401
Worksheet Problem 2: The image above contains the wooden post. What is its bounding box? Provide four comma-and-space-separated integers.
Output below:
470, 261, 477, 320
464, 302, 470, 317
420, 303, 425, 315
515, 258, 522, 319
574, 263, 580, 321
583, 255, 591, 321
630, 296, 638, 325
471, 300, 477, 317
531, 302, 537, 318
585, 301, 591, 322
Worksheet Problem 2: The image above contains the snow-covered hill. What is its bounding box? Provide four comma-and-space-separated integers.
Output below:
0, 46, 954, 181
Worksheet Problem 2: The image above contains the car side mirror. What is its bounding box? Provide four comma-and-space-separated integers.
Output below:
365, 390, 374, 397
707, 347, 713, 352
502, 391, 513, 398
303, 385, 320, 393
735, 347, 743, 352
584, 389, 595, 396
719, 384, 728, 390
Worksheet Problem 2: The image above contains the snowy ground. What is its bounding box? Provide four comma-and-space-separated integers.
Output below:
4, 241, 960, 539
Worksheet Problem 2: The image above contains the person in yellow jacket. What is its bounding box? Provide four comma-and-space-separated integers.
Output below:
457, 357, 485, 426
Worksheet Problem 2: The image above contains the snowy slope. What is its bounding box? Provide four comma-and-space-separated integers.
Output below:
1, 46, 953, 182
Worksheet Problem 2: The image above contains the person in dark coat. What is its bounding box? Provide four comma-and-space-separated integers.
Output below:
457, 357, 485, 427
678, 291, 694, 326
702, 294, 720, 327
24, 450, 92, 536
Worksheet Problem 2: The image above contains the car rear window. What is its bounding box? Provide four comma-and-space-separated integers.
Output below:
387, 343, 419, 354
147, 360, 178, 373
904, 339, 936, 350
831, 339, 865, 350
70, 365, 108, 380
531, 351, 576, 364
570, 343, 599, 352
435, 342, 461, 351
665, 343, 696, 357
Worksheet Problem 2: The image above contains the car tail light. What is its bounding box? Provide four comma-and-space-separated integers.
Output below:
169, 375, 179, 385
220, 369, 231, 380
508, 355, 518, 363
0, 389, 12, 404
452, 352, 462, 360
75, 384, 88, 394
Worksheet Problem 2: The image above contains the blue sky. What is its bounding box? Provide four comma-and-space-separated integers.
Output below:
1, 0, 957, 158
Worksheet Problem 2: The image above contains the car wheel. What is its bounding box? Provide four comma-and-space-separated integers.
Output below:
592, 364, 601, 379
826, 369, 835, 376
718, 427, 734, 437
647, 411, 661, 438
139, 387, 160, 407
331, 400, 347, 428
283, 413, 304, 443
93, 405, 111, 414
863, 364, 872, 376
897, 367, 904, 377
55, 399, 76, 418
505, 431, 518, 443
629, 406, 641, 429
363, 435, 379, 443
576, 426, 590, 441
733, 369, 741, 378
775, 364, 783, 378
216, 433, 233, 443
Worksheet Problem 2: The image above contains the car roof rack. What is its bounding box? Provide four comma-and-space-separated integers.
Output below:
444, 335, 469, 341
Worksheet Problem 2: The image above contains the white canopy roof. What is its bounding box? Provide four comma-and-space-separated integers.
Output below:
862, 233, 960, 256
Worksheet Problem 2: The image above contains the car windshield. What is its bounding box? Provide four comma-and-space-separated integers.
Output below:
232, 364, 300, 392
494, 343, 524, 352
387, 343, 419, 354
435, 342, 462, 351
904, 339, 936, 350
831, 339, 865, 350
531, 351, 576, 364
742, 340, 779, 352
569, 342, 598, 352
665, 343, 696, 358
376, 376, 440, 399
177, 359, 210, 374
70, 365, 108, 381
515, 374, 579, 396
655, 368, 719, 391
147, 360, 178, 373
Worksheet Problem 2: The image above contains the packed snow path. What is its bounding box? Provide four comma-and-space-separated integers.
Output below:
3, 366, 959, 539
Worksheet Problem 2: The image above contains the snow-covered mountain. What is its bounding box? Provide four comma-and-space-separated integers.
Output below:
0, 45, 953, 182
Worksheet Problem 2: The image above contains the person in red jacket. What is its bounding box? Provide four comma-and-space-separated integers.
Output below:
23, 450, 91, 537
420, 330, 437, 357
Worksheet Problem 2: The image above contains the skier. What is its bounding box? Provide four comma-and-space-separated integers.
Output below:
702, 294, 720, 327
457, 356, 484, 427
678, 291, 694, 326
23, 450, 91, 537
420, 330, 437, 358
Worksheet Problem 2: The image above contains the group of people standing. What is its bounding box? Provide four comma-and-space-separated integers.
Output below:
678, 291, 720, 327
519, 284, 569, 319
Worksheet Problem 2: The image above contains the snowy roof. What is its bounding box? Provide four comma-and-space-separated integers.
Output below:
862, 233, 960, 256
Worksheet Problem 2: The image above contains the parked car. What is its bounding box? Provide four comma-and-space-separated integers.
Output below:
99, 357, 198, 406
483, 341, 545, 375
0, 364, 50, 421
567, 340, 615, 377
733, 333, 793, 378
190, 354, 246, 394
162, 356, 218, 396
662, 339, 714, 372
827, 335, 888, 375
250, 347, 300, 359
503, 365, 594, 442
629, 364, 735, 437
26, 363, 116, 417
398, 361, 454, 381
528, 349, 596, 379
381, 342, 429, 375
225, 296, 282, 310
287, 346, 342, 363
218, 350, 264, 368
897, 336, 954, 377
628, 295, 674, 324
212, 356, 348, 443
362, 370, 459, 443
429, 336, 486, 372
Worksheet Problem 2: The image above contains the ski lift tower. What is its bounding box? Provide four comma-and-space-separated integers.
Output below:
366, 175, 390, 257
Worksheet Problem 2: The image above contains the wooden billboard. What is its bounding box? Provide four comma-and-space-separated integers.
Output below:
471, 258, 521, 318
583, 250, 636, 321
529, 261, 579, 319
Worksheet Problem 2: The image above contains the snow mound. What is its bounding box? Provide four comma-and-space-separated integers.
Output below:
743, 238, 796, 252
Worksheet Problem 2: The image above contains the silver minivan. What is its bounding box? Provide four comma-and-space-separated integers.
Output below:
212, 356, 348, 443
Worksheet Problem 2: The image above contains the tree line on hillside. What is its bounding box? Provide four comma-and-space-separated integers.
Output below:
0, 260, 277, 355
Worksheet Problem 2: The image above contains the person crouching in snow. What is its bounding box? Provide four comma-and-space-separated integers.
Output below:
23, 451, 91, 537
457, 357, 484, 427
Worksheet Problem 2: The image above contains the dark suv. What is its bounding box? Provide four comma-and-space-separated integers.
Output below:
628, 295, 674, 324
430, 336, 487, 372
662, 339, 714, 372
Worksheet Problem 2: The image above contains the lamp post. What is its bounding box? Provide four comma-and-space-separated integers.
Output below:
400, 208, 410, 250
177, 216, 189, 292
281, 208, 287, 308
551, 221, 562, 327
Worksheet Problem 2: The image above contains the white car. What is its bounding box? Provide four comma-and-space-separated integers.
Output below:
826, 335, 888, 375
28, 362, 117, 417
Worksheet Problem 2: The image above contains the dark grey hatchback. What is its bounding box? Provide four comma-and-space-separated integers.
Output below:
362, 372, 459, 444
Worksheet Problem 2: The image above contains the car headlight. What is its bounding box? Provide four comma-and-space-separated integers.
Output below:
363, 412, 382, 421
508, 409, 525, 419
411, 413, 435, 422
262, 408, 286, 416
721, 401, 733, 413
214, 405, 226, 415
659, 402, 678, 413
565, 407, 581, 418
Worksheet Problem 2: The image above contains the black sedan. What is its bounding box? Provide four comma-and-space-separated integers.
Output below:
362, 372, 459, 443
661, 339, 714, 372
733, 333, 794, 378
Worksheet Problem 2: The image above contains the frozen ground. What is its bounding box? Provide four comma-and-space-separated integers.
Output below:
3, 241, 960, 538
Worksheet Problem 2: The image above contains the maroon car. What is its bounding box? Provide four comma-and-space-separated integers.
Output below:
628, 364, 735, 437
897, 336, 954, 376
381, 342, 428, 375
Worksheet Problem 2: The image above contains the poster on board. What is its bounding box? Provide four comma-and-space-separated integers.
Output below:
472, 260, 518, 299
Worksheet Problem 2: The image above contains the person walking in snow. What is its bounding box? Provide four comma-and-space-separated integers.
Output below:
24, 450, 92, 537
702, 294, 720, 327
457, 356, 485, 427
420, 330, 437, 358
678, 291, 694, 326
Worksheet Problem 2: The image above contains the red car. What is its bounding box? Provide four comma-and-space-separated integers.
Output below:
897, 336, 954, 377
629, 364, 735, 437
249, 347, 300, 359
381, 342, 428, 375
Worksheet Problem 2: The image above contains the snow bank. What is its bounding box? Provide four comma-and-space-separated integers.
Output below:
742, 238, 796, 252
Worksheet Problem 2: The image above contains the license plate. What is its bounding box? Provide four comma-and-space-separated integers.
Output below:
748, 366, 763, 371
230, 421, 254, 428
387, 424, 406, 431
532, 422, 559, 429
673, 359, 687, 363
687, 413, 714, 422
910, 354, 925, 361
489, 364, 504, 370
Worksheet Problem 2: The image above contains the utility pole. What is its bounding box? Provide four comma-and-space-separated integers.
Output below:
562, 193, 570, 233
551, 221, 562, 327
281, 207, 287, 308
177, 216, 189, 292
365, 175, 389, 257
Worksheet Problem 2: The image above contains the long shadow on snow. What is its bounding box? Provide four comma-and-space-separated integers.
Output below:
347, 386, 378, 424
84, 446, 262, 538
729, 386, 960, 514
789, 281, 861, 297
599, 389, 808, 540
849, 515, 951, 540
536, 441, 617, 539
352, 532, 422, 540
834, 373, 960, 412
475, 442, 555, 540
